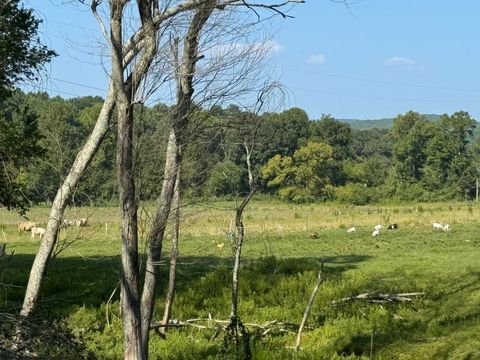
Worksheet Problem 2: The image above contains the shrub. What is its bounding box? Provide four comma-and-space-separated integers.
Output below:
204, 160, 246, 197
335, 183, 379, 205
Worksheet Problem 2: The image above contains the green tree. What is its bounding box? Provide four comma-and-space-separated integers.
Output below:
0, 1, 55, 210
391, 111, 435, 183
262, 142, 334, 202
351, 128, 392, 158
255, 107, 310, 164
309, 114, 353, 160
344, 156, 389, 188
0, 0, 56, 95
0, 92, 43, 211
204, 160, 246, 196
422, 112, 476, 197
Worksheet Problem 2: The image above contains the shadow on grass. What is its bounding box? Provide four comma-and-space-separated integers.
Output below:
1, 253, 371, 313
0, 253, 371, 359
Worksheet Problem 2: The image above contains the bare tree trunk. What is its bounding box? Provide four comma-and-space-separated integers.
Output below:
139, 3, 215, 356
222, 142, 255, 360
117, 100, 142, 359
476, 177, 479, 202
110, 2, 143, 358
231, 144, 255, 320
140, 129, 179, 352
20, 82, 115, 317
159, 164, 182, 335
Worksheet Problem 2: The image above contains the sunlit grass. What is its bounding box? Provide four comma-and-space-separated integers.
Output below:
1, 200, 480, 358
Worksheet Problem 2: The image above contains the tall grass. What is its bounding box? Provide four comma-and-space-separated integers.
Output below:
1, 200, 480, 358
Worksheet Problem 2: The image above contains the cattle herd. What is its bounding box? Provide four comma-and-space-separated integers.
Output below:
344, 222, 451, 237
17, 218, 88, 240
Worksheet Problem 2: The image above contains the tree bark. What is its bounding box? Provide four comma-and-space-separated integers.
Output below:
139, 3, 216, 356
140, 128, 179, 352
159, 164, 182, 335
20, 81, 115, 317
110, 1, 143, 358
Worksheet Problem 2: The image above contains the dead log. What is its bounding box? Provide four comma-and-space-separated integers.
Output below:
331, 292, 425, 305
150, 318, 302, 337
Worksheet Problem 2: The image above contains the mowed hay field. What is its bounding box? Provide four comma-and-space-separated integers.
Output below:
1, 200, 480, 359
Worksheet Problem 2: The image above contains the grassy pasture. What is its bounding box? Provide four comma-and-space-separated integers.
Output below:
1, 200, 480, 359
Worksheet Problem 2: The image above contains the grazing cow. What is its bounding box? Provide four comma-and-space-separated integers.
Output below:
432, 223, 443, 230
31, 227, 46, 240
346, 227, 356, 233
372, 229, 380, 237
374, 224, 382, 232
62, 220, 74, 228
18, 221, 37, 232
443, 224, 451, 232
309, 232, 319, 239
76, 218, 87, 227
387, 224, 398, 230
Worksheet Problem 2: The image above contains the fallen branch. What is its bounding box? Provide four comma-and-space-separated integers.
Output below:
331, 292, 425, 305
295, 261, 324, 352
150, 318, 302, 336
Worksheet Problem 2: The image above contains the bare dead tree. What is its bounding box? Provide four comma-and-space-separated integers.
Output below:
140, 4, 217, 354
141, 4, 292, 349
18, 1, 303, 358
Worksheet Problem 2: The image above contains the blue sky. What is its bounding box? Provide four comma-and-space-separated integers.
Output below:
30, 1, 480, 121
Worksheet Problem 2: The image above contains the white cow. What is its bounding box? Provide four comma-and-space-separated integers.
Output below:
432, 223, 444, 230
374, 224, 382, 231
346, 227, 356, 233
372, 229, 380, 237
62, 220, 74, 228
31, 227, 46, 240
76, 218, 87, 227
443, 224, 451, 232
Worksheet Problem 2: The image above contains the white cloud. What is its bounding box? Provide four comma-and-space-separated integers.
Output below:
384, 56, 415, 67
267, 40, 285, 55
306, 53, 326, 65
204, 40, 284, 58
384, 56, 424, 72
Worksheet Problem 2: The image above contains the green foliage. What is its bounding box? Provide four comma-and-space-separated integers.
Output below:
335, 183, 379, 205
262, 142, 335, 202
0, 0, 55, 211
204, 160, 246, 197
310, 114, 353, 160
391, 111, 435, 183
2, 91, 478, 207
0, 91, 44, 212
0, 0, 56, 94
343, 156, 389, 188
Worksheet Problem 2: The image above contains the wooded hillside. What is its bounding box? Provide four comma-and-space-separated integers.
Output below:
5, 91, 479, 206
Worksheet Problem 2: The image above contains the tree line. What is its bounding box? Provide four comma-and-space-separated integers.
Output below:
4, 91, 478, 206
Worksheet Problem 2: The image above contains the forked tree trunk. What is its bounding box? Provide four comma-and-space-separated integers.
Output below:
110, 2, 144, 357
20, 82, 115, 317
140, 3, 216, 356
160, 164, 182, 334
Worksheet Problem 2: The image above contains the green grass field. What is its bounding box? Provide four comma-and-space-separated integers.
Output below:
1, 200, 480, 359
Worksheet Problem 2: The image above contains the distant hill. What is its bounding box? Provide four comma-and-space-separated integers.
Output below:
338, 114, 442, 130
